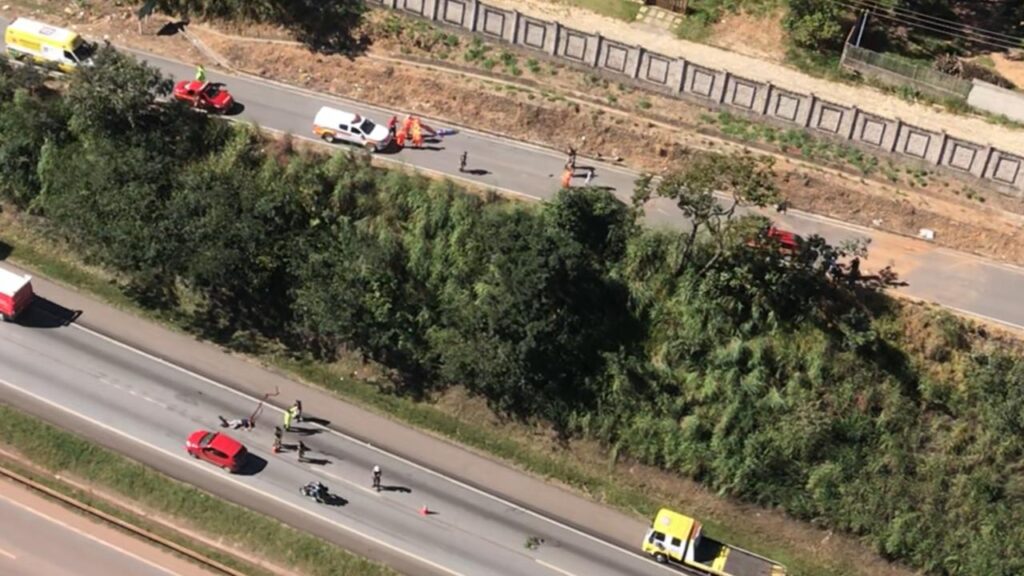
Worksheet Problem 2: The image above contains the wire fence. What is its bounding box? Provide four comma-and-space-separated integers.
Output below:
842, 44, 973, 100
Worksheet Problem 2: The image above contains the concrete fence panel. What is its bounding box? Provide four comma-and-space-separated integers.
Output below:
379, 0, 1024, 195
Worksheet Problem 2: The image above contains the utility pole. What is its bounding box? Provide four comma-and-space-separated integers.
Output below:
855, 9, 870, 47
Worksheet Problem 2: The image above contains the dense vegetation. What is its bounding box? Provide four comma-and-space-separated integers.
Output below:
2, 50, 1023, 576
143, 0, 366, 51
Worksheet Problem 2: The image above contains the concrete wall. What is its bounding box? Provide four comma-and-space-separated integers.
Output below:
369, 0, 1024, 196
968, 80, 1024, 125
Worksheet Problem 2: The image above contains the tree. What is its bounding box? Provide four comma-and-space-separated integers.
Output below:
786, 0, 846, 51
64, 46, 171, 138
647, 151, 779, 276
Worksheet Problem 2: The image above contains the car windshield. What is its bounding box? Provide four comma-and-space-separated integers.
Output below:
71, 39, 96, 63
198, 432, 215, 447
203, 84, 221, 98
358, 119, 377, 134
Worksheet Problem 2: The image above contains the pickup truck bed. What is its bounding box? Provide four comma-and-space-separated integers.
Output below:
694, 536, 777, 576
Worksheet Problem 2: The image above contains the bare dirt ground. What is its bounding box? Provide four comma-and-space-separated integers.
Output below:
988, 52, 1024, 87
708, 9, 788, 62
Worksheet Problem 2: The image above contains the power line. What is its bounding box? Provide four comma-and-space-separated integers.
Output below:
828, 0, 1024, 52
845, 0, 1024, 44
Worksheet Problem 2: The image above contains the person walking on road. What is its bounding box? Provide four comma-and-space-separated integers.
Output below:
272, 426, 283, 453
584, 167, 594, 186
459, 151, 468, 173
566, 146, 577, 171
290, 400, 303, 423
560, 168, 573, 189
372, 465, 382, 492
195, 64, 206, 82
411, 118, 424, 149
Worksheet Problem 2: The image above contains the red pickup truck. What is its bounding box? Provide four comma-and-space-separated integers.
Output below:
0, 266, 34, 321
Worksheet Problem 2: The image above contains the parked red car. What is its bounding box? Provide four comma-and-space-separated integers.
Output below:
172, 80, 234, 113
765, 226, 802, 254
186, 430, 247, 472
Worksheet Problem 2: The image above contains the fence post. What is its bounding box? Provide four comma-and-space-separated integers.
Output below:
511, 9, 521, 44
935, 130, 948, 166
761, 82, 773, 116
719, 71, 730, 104
890, 118, 902, 152
676, 59, 688, 95
847, 105, 859, 140
980, 145, 994, 179
430, 0, 440, 21
633, 46, 644, 79
550, 21, 560, 56
388, 0, 398, 9
804, 93, 816, 127
469, 0, 479, 31
592, 34, 603, 68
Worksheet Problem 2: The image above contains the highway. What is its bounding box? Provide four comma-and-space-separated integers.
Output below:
0, 477, 214, 576
0, 309, 671, 576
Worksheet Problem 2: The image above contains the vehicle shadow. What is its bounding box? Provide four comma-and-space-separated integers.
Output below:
224, 101, 245, 116
323, 493, 348, 507
237, 454, 269, 476
15, 298, 82, 329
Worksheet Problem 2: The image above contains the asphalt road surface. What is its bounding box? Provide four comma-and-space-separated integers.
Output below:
0, 314, 673, 576
0, 478, 214, 576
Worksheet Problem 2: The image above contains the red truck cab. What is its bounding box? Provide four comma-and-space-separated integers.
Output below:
0, 266, 34, 322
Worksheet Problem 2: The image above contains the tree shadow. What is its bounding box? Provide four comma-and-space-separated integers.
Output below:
156, 20, 189, 36
15, 298, 82, 329
0, 240, 11, 261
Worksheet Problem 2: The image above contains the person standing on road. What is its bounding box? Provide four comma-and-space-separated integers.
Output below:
372, 465, 382, 492
283, 406, 294, 431
459, 151, 468, 173
560, 168, 573, 189
290, 400, 303, 423
411, 119, 424, 149
297, 441, 309, 462
566, 146, 577, 171
195, 64, 206, 82
584, 167, 594, 186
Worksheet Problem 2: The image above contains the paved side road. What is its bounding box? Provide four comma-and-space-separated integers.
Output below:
0, 478, 215, 576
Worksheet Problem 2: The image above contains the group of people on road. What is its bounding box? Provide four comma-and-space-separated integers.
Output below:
561, 145, 595, 188
388, 115, 432, 149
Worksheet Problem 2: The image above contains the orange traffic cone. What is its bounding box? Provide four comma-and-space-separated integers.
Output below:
419, 504, 431, 516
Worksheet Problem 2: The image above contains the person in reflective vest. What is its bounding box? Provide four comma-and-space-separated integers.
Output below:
195, 64, 206, 82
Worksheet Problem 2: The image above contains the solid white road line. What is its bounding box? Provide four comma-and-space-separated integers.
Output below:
0, 493, 180, 576
536, 558, 578, 576
0, 375, 466, 576
68, 322, 672, 573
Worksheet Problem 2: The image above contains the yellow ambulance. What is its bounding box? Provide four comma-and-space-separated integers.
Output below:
4, 18, 96, 72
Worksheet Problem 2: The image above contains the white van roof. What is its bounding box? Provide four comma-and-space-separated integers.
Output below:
314, 106, 361, 128
7, 18, 79, 45
0, 266, 31, 296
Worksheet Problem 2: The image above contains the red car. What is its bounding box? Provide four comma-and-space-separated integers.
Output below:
186, 430, 247, 472
765, 226, 801, 254
173, 80, 234, 113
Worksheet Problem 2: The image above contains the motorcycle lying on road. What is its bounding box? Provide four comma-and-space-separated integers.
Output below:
300, 481, 331, 504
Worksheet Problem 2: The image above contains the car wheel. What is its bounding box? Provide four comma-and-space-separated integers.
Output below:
654, 553, 668, 564
321, 133, 335, 144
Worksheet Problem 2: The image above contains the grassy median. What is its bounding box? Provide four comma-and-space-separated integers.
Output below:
0, 402, 396, 576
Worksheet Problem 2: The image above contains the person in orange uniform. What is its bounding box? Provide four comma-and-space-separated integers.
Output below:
561, 168, 573, 189
410, 117, 424, 148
